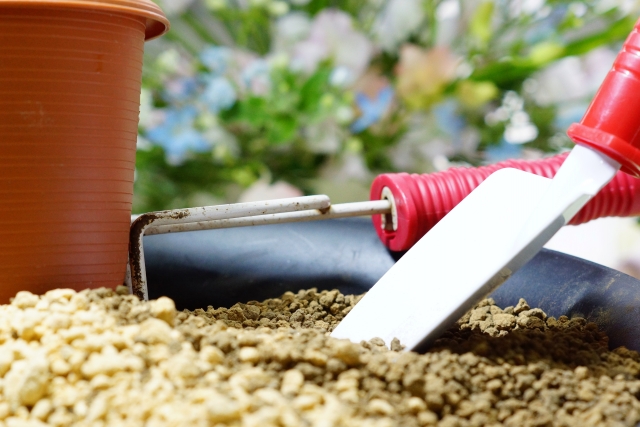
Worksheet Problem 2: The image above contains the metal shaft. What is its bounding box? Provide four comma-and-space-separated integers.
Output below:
127, 196, 392, 300
145, 200, 391, 235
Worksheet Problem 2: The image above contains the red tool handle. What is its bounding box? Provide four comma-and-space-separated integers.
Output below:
374, 18, 640, 252
371, 155, 640, 252
567, 18, 640, 177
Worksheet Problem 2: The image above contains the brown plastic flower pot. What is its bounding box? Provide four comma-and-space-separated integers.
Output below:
0, 0, 168, 302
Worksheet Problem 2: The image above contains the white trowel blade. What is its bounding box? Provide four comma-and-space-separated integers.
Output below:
331, 146, 620, 351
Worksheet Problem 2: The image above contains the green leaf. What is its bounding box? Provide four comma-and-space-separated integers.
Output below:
564, 16, 636, 57
469, 59, 540, 89
528, 42, 565, 66
267, 116, 298, 145
470, 2, 495, 46
237, 97, 270, 127
456, 80, 499, 108
299, 67, 332, 113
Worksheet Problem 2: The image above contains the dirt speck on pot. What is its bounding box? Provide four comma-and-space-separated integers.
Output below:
0, 287, 639, 426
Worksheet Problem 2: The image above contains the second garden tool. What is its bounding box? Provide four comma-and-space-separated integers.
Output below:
331, 19, 640, 350
371, 153, 640, 252
129, 153, 640, 300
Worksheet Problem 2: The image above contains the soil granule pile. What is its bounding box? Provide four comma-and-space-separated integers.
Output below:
0, 287, 639, 427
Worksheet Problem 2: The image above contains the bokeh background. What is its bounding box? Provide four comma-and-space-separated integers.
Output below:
139, 0, 640, 275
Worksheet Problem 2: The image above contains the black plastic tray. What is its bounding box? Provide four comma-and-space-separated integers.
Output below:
144, 218, 640, 352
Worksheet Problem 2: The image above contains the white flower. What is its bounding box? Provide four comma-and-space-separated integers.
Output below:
487, 92, 539, 144
318, 152, 371, 184
595, 0, 635, 14
156, 49, 194, 76
329, 66, 353, 88
237, 179, 303, 203
569, 2, 587, 16
154, 0, 195, 15
436, 0, 460, 20
531, 47, 616, 106
390, 113, 452, 171
268, 0, 289, 16
139, 89, 154, 129
205, 125, 239, 158
435, 0, 461, 46
272, 12, 312, 54
268, 52, 290, 70
509, 0, 545, 16
136, 136, 152, 151
335, 105, 355, 125
504, 122, 539, 144
373, 0, 425, 53
304, 120, 343, 154
291, 10, 374, 79
139, 89, 167, 131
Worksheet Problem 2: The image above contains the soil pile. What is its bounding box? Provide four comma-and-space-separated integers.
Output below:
0, 287, 639, 426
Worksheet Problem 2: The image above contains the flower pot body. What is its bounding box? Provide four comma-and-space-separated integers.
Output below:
0, 1, 167, 302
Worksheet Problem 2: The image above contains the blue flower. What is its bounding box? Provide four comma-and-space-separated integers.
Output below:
200, 46, 232, 76
241, 60, 271, 94
350, 86, 394, 133
145, 106, 210, 165
163, 76, 197, 103
555, 103, 587, 130
485, 139, 522, 163
433, 99, 465, 138
201, 77, 237, 113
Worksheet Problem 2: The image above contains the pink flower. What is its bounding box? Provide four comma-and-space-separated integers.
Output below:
396, 45, 460, 110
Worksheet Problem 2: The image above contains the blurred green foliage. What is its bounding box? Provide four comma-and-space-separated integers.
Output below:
136, 0, 638, 212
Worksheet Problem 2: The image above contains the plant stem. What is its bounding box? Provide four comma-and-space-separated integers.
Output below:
424, 0, 439, 48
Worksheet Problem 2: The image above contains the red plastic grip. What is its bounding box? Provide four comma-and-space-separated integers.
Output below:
371, 154, 640, 252
567, 18, 640, 177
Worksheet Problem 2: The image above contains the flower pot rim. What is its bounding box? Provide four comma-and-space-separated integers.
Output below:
0, 0, 169, 40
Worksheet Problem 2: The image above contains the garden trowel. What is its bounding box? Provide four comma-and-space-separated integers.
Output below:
331, 19, 640, 351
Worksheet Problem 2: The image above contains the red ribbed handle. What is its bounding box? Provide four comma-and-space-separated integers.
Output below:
371, 154, 640, 252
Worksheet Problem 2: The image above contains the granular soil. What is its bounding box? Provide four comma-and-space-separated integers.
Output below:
0, 287, 639, 427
